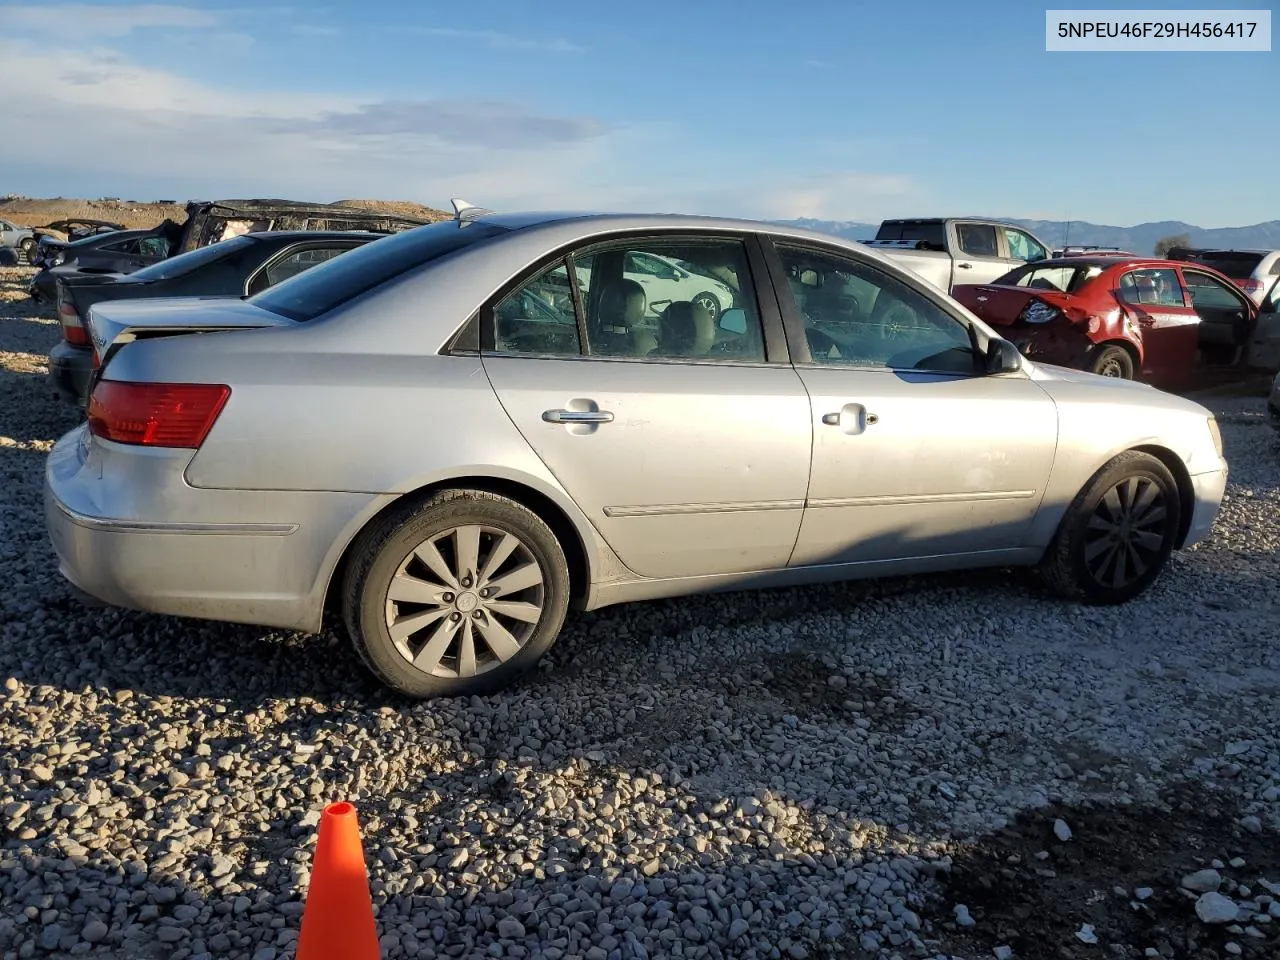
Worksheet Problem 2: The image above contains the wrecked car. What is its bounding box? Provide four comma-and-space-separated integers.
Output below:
952, 256, 1258, 388
30, 199, 433, 300
29, 225, 179, 301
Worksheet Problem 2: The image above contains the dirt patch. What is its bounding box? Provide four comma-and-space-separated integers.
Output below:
0, 196, 450, 231
924, 782, 1280, 959
745, 651, 912, 730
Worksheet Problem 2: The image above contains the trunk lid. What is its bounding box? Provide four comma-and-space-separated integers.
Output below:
86, 296, 292, 375
952, 284, 1076, 326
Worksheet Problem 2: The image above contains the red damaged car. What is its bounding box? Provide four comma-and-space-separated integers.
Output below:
952, 256, 1257, 386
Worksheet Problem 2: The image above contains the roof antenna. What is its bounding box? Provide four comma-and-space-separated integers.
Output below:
451, 198, 494, 222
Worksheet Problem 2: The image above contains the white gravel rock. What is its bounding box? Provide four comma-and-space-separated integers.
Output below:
1183, 868, 1223, 893
1196, 892, 1241, 924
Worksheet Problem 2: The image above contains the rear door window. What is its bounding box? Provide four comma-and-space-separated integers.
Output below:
955, 223, 1000, 258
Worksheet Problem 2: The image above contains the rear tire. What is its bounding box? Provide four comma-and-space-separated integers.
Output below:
19, 238, 35, 261
1038, 451, 1181, 605
1089, 344, 1135, 379
342, 489, 570, 698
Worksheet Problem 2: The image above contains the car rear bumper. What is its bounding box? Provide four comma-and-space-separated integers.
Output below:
48, 340, 93, 406
44, 425, 387, 634
1182, 462, 1229, 549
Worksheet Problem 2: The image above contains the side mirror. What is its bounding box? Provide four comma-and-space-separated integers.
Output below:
985, 337, 1023, 374
719, 308, 747, 334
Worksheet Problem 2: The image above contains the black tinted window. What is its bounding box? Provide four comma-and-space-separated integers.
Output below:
131, 235, 255, 281
250, 221, 507, 322
874, 221, 946, 250
1195, 252, 1264, 279
956, 223, 999, 258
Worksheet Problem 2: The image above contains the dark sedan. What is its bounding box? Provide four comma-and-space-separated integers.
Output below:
49, 230, 386, 405
29, 226, 177, 301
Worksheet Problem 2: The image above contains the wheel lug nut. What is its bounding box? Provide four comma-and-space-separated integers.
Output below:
472, 611, 483, 619
443, 593, 454, 603
450, 612, 461, 621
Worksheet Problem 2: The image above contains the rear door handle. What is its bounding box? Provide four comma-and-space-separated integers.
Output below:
542, 409, 614, 424
956, 262, 973, 269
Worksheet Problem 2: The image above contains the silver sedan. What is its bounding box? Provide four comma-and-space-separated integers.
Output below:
45, 205, 1230, 698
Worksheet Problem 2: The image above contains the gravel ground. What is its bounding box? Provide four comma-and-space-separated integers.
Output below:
1, 263, 1278, 960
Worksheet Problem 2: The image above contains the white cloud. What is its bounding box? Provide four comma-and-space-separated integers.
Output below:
0, 30, 919, 221
417, 27, 586, 54
0, 3, 217, 39
0, 38, 624, 208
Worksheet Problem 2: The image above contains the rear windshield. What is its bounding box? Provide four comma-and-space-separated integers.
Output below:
250, 221, 508, 322
1193, 252, 1264, 279
996, 263, 1104, 293
873, 221, 946, 250
130, 235, 255, 281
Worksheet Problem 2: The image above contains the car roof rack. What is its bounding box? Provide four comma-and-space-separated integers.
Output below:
451, 198, 494, 222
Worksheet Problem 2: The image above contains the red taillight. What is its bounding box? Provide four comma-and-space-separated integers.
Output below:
58, 299, 89, 344
62, 324, 90, 346
87, 381, 231, 448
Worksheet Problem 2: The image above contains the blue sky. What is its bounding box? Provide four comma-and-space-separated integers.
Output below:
0, 0, 1276, 226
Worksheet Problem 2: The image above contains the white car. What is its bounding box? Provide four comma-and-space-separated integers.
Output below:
574, 250, 737, 321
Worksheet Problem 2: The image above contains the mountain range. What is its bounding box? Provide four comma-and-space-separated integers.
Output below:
778, 217, 1280, 254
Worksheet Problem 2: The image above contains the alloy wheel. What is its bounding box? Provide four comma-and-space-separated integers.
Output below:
1082, 476, 1169, 589
384, 525, 545, 678
693, 292, 721, 321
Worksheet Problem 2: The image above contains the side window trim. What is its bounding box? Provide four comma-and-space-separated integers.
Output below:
762, 236, 982, 367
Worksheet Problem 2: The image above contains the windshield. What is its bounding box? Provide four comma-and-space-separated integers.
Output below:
250, 220, 508, 322
130, 235, 256, 281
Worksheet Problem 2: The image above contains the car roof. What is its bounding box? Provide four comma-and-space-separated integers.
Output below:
1022, 256, 1185, 270
242, 230, 391, 242
466, 209, 895, 251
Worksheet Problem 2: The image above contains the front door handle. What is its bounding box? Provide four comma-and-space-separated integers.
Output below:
822, 405, 878, 432
542, 409, 614, 424
956, 262, 973, 269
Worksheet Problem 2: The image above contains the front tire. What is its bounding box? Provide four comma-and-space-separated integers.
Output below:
342, 489, 570, 698
1089, 344, 1135, 379
1038, 451, 1181, 604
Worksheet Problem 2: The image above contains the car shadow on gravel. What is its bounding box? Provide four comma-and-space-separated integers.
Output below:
922, 780, 1280, 960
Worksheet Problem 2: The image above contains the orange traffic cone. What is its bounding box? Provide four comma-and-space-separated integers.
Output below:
296, 802, 380, 960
